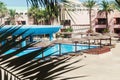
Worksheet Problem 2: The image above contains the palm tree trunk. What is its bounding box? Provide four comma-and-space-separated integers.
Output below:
61, 5, 65, 25
33, 16, 38, 25
11, 18, 15, 25
106, 11, 109, 30
89, 9, 92, 32
59, 6, 62, 24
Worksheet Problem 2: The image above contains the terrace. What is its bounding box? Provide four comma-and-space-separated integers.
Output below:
1, 0, 120, 80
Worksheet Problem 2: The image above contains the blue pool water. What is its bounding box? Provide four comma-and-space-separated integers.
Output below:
5, 44, 97, 57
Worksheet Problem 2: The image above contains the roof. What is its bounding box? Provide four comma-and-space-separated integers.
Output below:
0, 25, 61, 36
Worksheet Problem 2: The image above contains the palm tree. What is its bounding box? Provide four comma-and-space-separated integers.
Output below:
37, 9, 46, 24
99, 0, 115, 32
83, 0, 96, 32
28, 6, 41, 25
28, 6, 49, 25
8, 9, 16, 25
27, 0, 68, 25
28, 5, 60, 25
0, 1, 8, 25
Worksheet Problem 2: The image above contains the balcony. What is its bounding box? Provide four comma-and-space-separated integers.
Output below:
95, 25, 106, 28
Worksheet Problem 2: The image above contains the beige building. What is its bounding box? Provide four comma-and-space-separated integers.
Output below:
3, 7, 29, 25
60, 0, 98, 32
61, 0, 120, 34
2, 1, 120, 34
94, 10, 120, 34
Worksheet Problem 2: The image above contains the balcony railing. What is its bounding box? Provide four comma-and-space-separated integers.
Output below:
71, 24, 89, 33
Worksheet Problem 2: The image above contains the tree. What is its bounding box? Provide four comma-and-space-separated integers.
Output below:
28, 5, 60, 25
8, 9, 16, 25
37, 9, 46, 25
83, 0, 96, 32
28, 6, 41, 25
0, 1, 8, 25
27, 0, 68, 25
28, 6, 49, 25
99, 0, 115, 32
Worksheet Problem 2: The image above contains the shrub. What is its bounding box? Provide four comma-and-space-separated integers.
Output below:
65, 27, 73, 32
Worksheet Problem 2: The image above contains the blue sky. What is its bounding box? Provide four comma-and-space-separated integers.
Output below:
0, 0, 115, 7
0, 0, 27, 7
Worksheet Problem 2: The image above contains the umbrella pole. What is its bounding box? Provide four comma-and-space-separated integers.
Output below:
110, 37, 111, 46
100, 39, 102, 48
94, 40, 95, 44
88, 39, 90, 49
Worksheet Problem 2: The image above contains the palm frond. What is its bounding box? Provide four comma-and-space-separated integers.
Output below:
0, 25, 84, 80
116, 0, 120, 5
114, 0, 120, 11
83, 0, 96, 9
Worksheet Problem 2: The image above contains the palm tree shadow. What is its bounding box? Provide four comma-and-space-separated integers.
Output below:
21, 57, 86, 80
0, 25, 88, 80
58, 75, 89, 80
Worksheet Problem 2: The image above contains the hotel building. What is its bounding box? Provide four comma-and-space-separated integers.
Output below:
2, 1, 120, 34
61, 0, 120, 34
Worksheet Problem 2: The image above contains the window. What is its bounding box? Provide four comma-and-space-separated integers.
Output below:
25, 13, 27, 15
5, 21, 10, 25
21, 21, 26, 25
16, 13, 18, 15
20, 13, 23, 15
114, 28, 120, 34
96, 28, 105, 33
61, 20, 71, 26
97, 18, 107, 25
115, 18, 120, 24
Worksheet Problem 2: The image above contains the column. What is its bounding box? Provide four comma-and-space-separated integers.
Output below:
49, 34, 53, 41
30, 35, 33, 42
1, 41, 6, 46
21, 35, 26, 47
59, 43, 62, 55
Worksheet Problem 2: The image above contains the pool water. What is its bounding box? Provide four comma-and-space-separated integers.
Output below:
5, 44, 97, 57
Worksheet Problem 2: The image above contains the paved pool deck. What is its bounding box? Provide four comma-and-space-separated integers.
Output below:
54, 42, 120, 80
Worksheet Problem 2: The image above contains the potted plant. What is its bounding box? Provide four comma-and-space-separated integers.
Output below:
103, 28, 109, 33
61, 27, 67, 32
65, 27, 73, 32
86, 29, 94, 33
86, 29, 94, 36
64, 27, 73, 38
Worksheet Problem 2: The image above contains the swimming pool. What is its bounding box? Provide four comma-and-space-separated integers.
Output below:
5, 44, 97, 58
